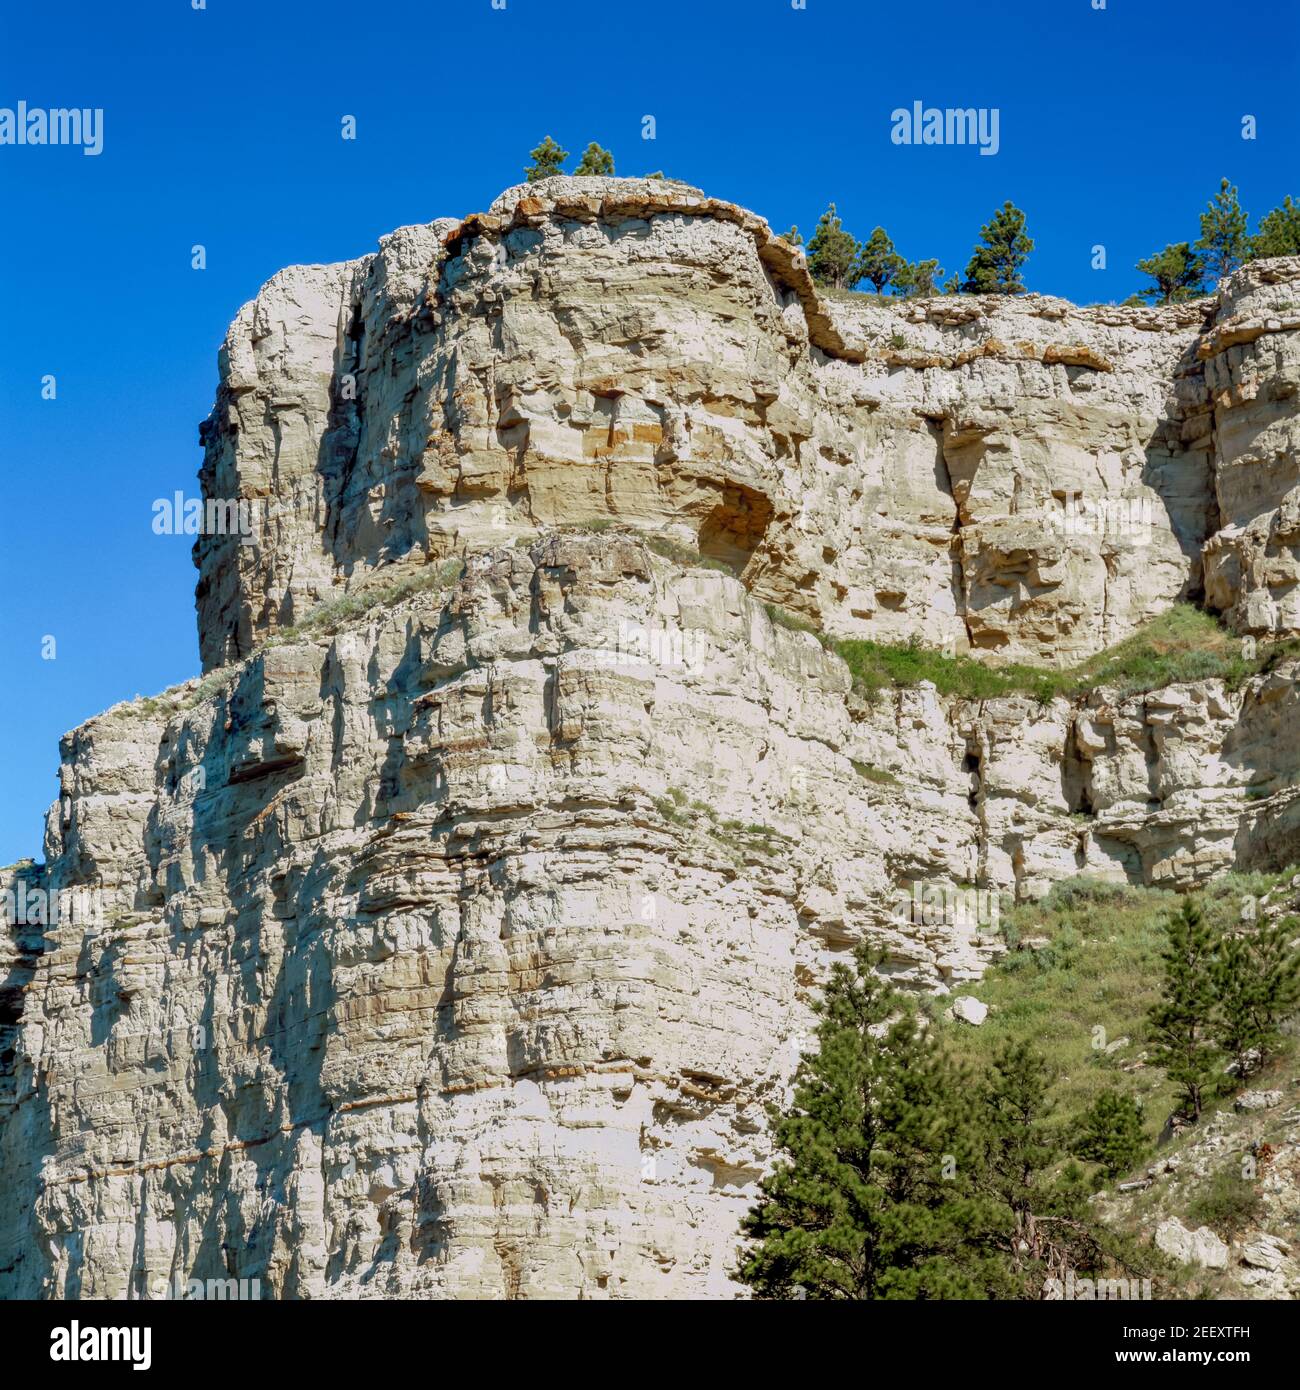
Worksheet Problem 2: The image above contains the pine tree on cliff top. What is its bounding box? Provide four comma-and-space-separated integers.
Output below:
525, 135, 569, 182
893, 257, 944, 299
574, 141, 615, 176
806, 203, 861, 290
1135, 243, 1205, 304
1253, 196, 1300, 258
961, 201, 1034, 294
1196, 178, 1250, 280
856, 226, 905, 294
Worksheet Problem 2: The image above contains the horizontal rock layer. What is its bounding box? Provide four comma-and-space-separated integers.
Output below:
4, 179, 1300, 1300
196, 176, 1300, 673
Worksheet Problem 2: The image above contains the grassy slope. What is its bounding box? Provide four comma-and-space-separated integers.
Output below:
931, 873, 1300, 1290
935, 871, 1297, 1138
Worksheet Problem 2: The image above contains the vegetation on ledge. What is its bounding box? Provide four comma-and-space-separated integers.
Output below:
822, 605, 1299, 705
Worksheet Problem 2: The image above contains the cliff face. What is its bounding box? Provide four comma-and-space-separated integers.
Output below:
194, 177, 1300, 674
4, 179, 1300, 1299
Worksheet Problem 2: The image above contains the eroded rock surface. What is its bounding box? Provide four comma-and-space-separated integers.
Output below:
5, 179, 1300, 1300
198, 177, 1296, 672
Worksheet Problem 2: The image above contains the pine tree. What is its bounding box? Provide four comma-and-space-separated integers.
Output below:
856, 227, 905, 294
783, 225, 803, 247
806, 204, 861, 290
977, 1041, 1058, 1237
975, 1042, 1150, 1296
893, 258, 943, 299
1252, 196, 1300, 258
735, 947, 1008, 1299
1215, 915, 1300, 1076
1135, 243, 1205, 305
1196, 178, 1250, 280
1148, 899, 1220, 1119
525, 135, 569, 183
961, 201, 1034, 294
574, 141, 615, 176
1073, 1090, 1146, 1182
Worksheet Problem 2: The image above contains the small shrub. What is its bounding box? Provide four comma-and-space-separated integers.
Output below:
1185, 1165, 1263, 1238
1042, 877, 1133, 912
645, 534, 705, 568
194, 670, 232, 705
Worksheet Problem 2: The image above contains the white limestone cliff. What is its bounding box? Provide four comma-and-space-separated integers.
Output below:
3, 178, 1299, 1299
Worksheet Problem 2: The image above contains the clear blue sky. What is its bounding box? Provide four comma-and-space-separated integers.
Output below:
1, 0, 1297, 864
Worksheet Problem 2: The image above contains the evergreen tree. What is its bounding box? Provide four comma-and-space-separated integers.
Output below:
525, 135, 569, 182
1196, 178, 1250, 279
1215, 915, 1300, 1076
735, 947, 1008, 1299
574, 141, 615, 176
941, 273, 963, 296
856, 227, 905, 294
806, 204, 862, 290
975, 1043, 1147, 1296
977, 1040, 1059, 1238
1252, 196, 1300, 258
1135, 243, 1205, 305
961, 201, 1034, 294
893, 258, 943, 299
783, 225, 803, 247
1147, 899, 1220, 1119
1073, 1090, 1146, 1182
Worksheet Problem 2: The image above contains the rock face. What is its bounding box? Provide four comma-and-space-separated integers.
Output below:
4, 179, 1300, 1300
197, 176, 1297, 672
1155, 1218, 1231, 1270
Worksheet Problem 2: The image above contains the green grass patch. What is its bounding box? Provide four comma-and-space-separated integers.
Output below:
935, 870, 1300, 1160
834, 634, 1061, 702
764, 603, 825, 640
851, 759, 899, 786
827, 605, 1300, 705
642, 533, 739, 576
272, 558, 464, 644
935, 877, 1179, 1147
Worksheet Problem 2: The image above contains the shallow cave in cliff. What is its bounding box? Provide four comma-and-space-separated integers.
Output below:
697, 486, 774, 575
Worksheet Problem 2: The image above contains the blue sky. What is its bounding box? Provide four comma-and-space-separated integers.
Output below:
1, 0, 1297, 864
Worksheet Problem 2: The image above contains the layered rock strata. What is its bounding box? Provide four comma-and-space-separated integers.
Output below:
4, 179, 1300, 1299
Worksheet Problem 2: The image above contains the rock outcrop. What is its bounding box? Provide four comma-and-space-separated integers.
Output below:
4, 178, 1300, 1300
197, 177, 1286, 671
